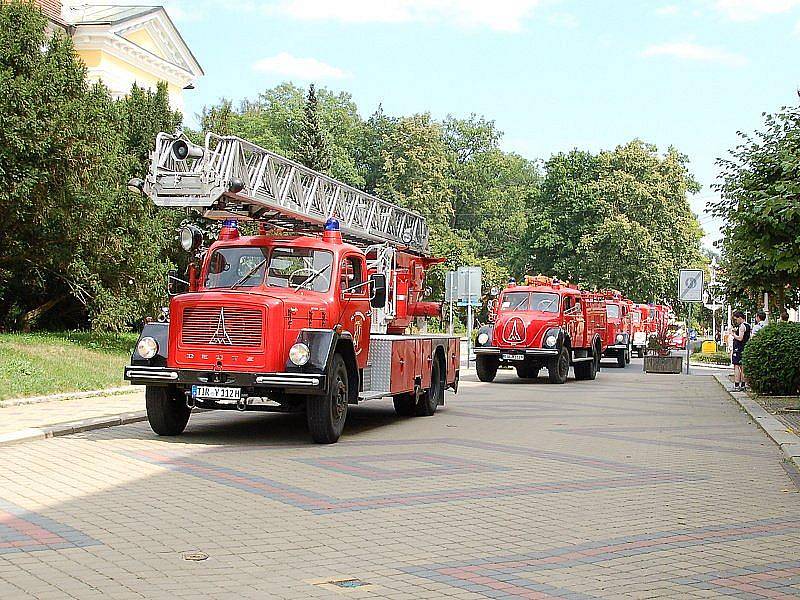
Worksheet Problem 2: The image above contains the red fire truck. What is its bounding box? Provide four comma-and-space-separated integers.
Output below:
124, 133, 459, 443
600, 290, 632, 368
631, 304, 649, 357
474, 276, 607, 384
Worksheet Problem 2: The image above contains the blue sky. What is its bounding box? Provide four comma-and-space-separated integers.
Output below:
156, 0, 800, 246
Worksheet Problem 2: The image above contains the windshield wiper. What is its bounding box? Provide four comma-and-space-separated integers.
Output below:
292, 263, 331, 291
230, 259, 268, 290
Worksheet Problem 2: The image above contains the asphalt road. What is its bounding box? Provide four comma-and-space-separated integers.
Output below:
0, 362, 796, 599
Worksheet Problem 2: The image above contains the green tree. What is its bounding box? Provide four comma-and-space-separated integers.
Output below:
0, 1, 182, 331
294, 83, 332, 173
517, 140, 704, 302
711, 102, 800, 312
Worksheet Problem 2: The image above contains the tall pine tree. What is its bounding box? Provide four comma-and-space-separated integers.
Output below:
294, 84, 332, 172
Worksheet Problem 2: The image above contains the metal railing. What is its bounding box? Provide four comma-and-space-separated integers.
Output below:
145, 132, 429, 253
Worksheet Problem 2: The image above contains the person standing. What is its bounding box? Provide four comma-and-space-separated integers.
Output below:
730, 310, 751, 391
752, 310, 767, 335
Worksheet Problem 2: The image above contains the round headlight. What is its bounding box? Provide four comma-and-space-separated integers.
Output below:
179, 225, 203, 252
545, 334, 557, 348
616, 333, 625, 343
289, 343, 310, 366
137, 336, 158, 359
477, 332, 489, 345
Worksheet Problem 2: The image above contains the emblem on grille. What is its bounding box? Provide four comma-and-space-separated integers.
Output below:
209, 308, 233, 345
502, 317, 525, 345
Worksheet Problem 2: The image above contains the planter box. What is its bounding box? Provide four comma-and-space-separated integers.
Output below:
643, 355, 683, 374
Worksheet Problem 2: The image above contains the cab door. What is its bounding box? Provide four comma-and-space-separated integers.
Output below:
338, 253, 371, 369
562, 294, 586, 348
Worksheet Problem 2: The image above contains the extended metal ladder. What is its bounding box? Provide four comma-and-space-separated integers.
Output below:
145, 132, 429, 253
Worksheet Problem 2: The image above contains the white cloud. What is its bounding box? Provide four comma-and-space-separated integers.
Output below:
264, 0, 545, 32
712, 0, 800, 21
641, 41, 748, 67
252, 52, 350, 80
655, 5, 680, 16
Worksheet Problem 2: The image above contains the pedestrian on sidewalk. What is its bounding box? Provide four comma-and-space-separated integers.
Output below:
730, 310, 751, 391
752, 310, 767, 335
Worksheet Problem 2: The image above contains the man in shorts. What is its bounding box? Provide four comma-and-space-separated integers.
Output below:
730, 310, 751, 391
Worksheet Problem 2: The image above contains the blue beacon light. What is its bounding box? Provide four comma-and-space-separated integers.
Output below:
324, 218, 340, 231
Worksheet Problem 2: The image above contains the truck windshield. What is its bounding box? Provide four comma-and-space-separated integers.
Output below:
204, 246, 334, 291
606, 304, 620, 319
500, 292, 559, 313
205, 247, 269, 289
266, 247, 333, 292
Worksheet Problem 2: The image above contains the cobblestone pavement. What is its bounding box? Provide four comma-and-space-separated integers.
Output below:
0, 391, 143, 437
1, 364, 799, 599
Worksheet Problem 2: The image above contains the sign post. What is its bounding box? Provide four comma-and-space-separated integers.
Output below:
678, 269, 704, 375
457, 266, 482, 367
444, 271, 458, 335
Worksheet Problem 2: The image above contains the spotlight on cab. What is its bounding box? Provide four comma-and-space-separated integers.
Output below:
179, 225, 204, 252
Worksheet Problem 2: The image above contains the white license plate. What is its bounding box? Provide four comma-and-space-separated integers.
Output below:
502, 354, 525, 361
192, 385, 241, 400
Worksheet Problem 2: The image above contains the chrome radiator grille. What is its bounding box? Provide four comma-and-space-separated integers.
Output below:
181, 306, 263, 347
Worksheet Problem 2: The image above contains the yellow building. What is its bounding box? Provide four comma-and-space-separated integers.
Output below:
38, 2, 203, 111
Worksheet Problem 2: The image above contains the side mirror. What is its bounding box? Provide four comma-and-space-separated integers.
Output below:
369, 273, 387, 308
168, 269, 189, 296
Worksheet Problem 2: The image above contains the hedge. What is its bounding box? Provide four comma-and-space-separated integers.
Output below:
690, 350, 731, 366
742, 322, 800, 396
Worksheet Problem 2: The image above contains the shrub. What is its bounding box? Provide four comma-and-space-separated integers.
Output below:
690, 350, 730, 366
742, 322, 800, 396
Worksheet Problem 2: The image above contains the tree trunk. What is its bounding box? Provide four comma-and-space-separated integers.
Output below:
19, 296, 65, 332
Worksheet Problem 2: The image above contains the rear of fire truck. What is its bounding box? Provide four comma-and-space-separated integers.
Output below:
124, 133, 459, 443
473, 276, 605, 384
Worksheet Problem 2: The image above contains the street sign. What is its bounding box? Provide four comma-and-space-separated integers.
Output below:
678, 269, 704, 303
444, 271, 458, 303
703, 289, 722, 311
457, 266, 482, 307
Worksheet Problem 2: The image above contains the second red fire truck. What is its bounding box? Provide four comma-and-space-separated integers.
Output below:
124, 133, 459, 443
474, 276, 607, 384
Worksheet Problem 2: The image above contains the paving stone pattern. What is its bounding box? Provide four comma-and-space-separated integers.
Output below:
0, 366, 798, 599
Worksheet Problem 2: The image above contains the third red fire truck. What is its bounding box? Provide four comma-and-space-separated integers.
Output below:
124, 133, 459, 443
600, 290, 633, 368
474, 276, 607, 383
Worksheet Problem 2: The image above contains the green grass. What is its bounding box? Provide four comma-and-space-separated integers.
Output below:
690, 350, 731, 366
0, 331, 138, 400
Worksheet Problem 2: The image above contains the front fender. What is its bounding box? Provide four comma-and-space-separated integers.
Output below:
475, 324, 494, 348
131, 322, 169, 367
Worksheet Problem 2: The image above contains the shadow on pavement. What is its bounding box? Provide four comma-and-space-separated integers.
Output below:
89, 400, 410, 447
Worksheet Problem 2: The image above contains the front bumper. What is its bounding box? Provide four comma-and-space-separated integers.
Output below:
474, 347, 558, 357
605, 344, 629, 350
124, 365, 326, 393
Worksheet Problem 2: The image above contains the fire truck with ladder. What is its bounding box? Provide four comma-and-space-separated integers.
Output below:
124, 132, 459, 443
474, 276, 607, 383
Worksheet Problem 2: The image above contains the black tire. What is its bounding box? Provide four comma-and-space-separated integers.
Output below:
146, 385, 190, 436
393, 393, 416, 416
417, 356, 445, 416
516, 362, 539, 379
625, 347, 631, 364
574, 349, 599, 381
476, 355, 499, 382
307, 353, 348, 444
548, 347, 570, 384
616, 349, 626, 368
637, 347, 644, 359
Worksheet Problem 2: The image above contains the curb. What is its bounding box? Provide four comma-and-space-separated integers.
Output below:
0, 387, 138, 409
714, 374, 800, 470
0, 411, 147, 448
